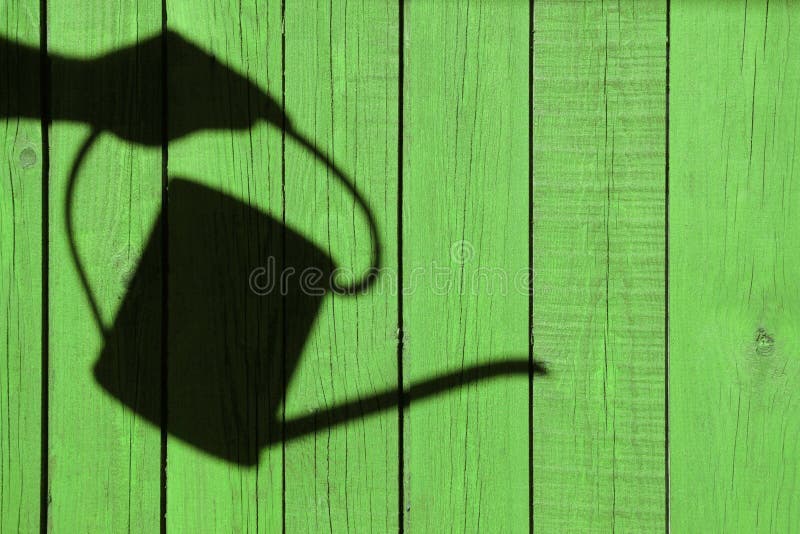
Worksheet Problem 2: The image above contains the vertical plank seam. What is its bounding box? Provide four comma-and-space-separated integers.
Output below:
528, 0, 535, 532
280, 0, 287, 530
397, 0, 406, 531
160, 1, 169, 532
39, 0, 50, 530
665, 0, 672, 531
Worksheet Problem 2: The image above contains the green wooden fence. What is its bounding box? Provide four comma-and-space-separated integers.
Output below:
1, 0, 798, 532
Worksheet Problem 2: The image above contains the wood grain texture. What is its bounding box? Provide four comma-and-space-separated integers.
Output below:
16, 1, 800, 531
47, 1, 163, 531
402, 1, 530, 531
0, 4, 42, 532
166, 1, 284, 531
532, 1, 666, 531
670, 1, 800, 530
282, 1, 399, 531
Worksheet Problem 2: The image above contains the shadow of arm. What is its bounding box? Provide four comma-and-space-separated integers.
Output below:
0, 36, 46, 120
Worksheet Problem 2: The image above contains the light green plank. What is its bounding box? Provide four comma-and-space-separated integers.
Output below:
533, 1, 666, 531
0, 4, 42, 532
282, 1, 399, 531
403, 1, 530, 530
166, 1, 284, 531
47, 2, 163, 530
670, 1, 800, 530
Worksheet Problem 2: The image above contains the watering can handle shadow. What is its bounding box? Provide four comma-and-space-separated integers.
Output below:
66, 126, 382, 337
284, 125, 382, 295
66, 129, 106, 336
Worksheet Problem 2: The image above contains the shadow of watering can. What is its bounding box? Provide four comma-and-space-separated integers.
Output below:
1, 31, 546, 465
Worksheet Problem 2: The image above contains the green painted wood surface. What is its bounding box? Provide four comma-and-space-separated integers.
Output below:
4, 0, 800, 532
0, 3, 42, 532
670, 1, 800, 531
402, 1, 531, 530
533, 1, 666, 531
46, 2, 163, 531
282, 1, 399, 532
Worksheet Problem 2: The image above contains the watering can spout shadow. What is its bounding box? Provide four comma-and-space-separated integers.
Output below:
1, 31, 547, 466
280, 359, 548, 445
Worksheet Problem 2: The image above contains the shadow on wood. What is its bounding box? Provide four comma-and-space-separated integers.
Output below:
0, 32, 547, 466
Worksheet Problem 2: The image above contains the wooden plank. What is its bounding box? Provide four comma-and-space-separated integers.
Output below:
532, 1, 666, 531
165, 1, 284, 531
670, 1, 800, 530
0, 5, 42, 532
282, 1, 400, 531
402, 1, 530, 530
47, 2, 163, 530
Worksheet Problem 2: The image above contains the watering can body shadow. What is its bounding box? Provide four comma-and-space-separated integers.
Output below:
94, 178, 335, 465
93, 179, 545, 466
